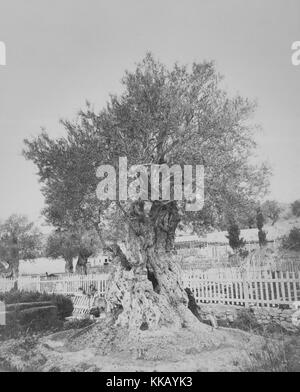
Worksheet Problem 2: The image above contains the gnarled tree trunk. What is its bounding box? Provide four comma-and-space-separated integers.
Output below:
75, 250, 91, 275
106, 201, 199, 331
65, 257, 74, 274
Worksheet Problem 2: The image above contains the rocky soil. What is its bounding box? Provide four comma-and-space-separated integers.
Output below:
0, 319, 279, 372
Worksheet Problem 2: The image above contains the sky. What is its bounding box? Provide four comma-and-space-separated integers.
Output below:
0, 0, 299, 227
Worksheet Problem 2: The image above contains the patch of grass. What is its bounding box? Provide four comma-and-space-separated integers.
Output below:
244, 332, 300, 372
245, 340, 287, 372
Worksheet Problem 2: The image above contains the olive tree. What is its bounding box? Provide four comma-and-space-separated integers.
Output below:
0, 214, 42, 277
23, 54, 269, 331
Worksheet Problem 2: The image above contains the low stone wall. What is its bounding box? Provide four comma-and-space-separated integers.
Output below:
198, 303, 299, 332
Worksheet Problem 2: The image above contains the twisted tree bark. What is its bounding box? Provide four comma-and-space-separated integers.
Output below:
75, 249, 92, 275
65, 257, 74, 274
106, 201, 199, 331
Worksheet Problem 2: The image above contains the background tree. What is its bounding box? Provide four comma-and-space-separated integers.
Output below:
46, 230, 78, 273
256, 208, 267, 247
261, 200, 281, 225
24, 54, 269, 332
291, 200, 300, 217
46, 228, 102, 274
0, 214, 42, 277
74, 228, 102, 275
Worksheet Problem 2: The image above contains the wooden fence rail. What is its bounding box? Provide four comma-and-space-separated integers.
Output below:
0, 274, 109, 297
182, 269, 300, 307
1, 268, 300, 308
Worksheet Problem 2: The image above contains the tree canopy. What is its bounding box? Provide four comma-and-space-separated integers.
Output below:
23, 53, 269, 238
0, 214, 43, 277
23, 54, 271, 329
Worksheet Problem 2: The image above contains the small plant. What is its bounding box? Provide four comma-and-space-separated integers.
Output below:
256, 208, 267, 247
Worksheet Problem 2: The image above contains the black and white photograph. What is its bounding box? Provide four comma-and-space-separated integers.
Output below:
0, 0, 299, 374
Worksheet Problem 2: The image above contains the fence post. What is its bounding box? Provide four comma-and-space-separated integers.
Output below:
243, 271, 250, 308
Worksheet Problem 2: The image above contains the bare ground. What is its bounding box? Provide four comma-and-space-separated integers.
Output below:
0, 320, 274, 372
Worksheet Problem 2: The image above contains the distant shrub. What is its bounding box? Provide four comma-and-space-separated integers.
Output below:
256, 208, 267, 247
226, 220, 246, 250
256, 208, 265, 231
291, 200, 300, 217
281, 227, 300, 251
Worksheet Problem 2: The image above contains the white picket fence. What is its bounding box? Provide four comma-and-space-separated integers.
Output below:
1, 268, 300, 308
0, 277, 15, 292
183, 268, 300, 307
0, 274, 108, 297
